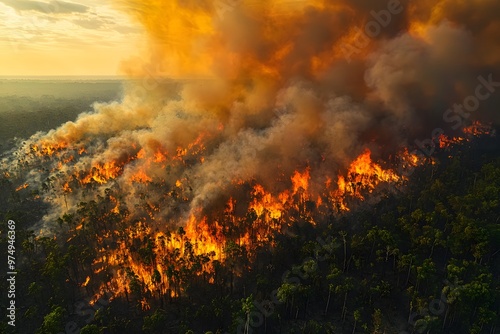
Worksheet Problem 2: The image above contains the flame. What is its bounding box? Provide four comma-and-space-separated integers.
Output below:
30, 140, 68, 157
82, 276, 91, 287
153, 150, 168, 163
90, 215, 225, 302
333, 149, 401, 209
438, 134, 463, 148
62, 182, 72, 193
439, 122, 494, 148
399, 148, 420, 168
15, 183, 29, 192
19, 113, 494, 306
32, 138, 492, 304
137, 148, 146, 159
109, 196, 120, 214
291, 168, 310, 195
250, 184, 283, 219
463, 121, 494, 136
140, 298, 151, 311
348, 149, 399, 185
82, 162, 122, 184
130, 169, 153, 183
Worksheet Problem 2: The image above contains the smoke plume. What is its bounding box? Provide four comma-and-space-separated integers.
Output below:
3, 0, 500, 233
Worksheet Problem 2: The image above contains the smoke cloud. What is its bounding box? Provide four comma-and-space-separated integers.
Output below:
3, 0, 500, 232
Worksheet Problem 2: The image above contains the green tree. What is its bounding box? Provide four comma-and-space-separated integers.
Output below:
36, 306, 65, 334
143, 309, 167, 334
80, 324, 100, 334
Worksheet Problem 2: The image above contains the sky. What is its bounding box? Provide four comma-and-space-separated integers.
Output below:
0, 0, 145, 77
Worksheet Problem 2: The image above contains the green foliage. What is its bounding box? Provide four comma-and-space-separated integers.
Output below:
80, 324, 100, 334
143, 309, 167, 333
36, 306, 65, 334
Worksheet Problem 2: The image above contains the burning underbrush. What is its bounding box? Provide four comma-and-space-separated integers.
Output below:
1, 119, 494, 306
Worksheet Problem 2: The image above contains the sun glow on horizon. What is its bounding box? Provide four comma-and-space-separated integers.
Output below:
0, 0, 145, 76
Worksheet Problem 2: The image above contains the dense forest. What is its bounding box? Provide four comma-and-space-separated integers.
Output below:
0, 135, 499, 334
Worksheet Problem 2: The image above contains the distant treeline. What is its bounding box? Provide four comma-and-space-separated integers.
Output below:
0, 80, 123, 152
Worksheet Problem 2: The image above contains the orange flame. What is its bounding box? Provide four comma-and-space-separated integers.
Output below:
82, 276, 91, 287
82, 162, 122, 184
62, 182, 72, 193
334, 149, 401, 208
130, 169, 153, 183
15, 183, 29, 192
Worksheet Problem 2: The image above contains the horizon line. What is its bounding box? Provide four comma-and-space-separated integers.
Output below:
0, 75, 127, 79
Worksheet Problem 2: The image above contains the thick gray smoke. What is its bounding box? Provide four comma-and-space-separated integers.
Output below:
2, 0, 499, 233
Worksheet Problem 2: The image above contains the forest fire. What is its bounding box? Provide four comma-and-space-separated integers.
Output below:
65, 145, 429, 303
1, 3, 499, 331
89, 215, 223, 302
30, 140, 68, 156
130, 169, 153, 183
340, 149, 400, 193
18, 113, 494, 304
439, 122, 494, 148
81, 162, 123, 185
463, 121, 494, 137
334, 149, 400, 211
9, 112, 494, 304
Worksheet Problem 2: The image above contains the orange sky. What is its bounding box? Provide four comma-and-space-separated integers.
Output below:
0, 0, 144, 76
